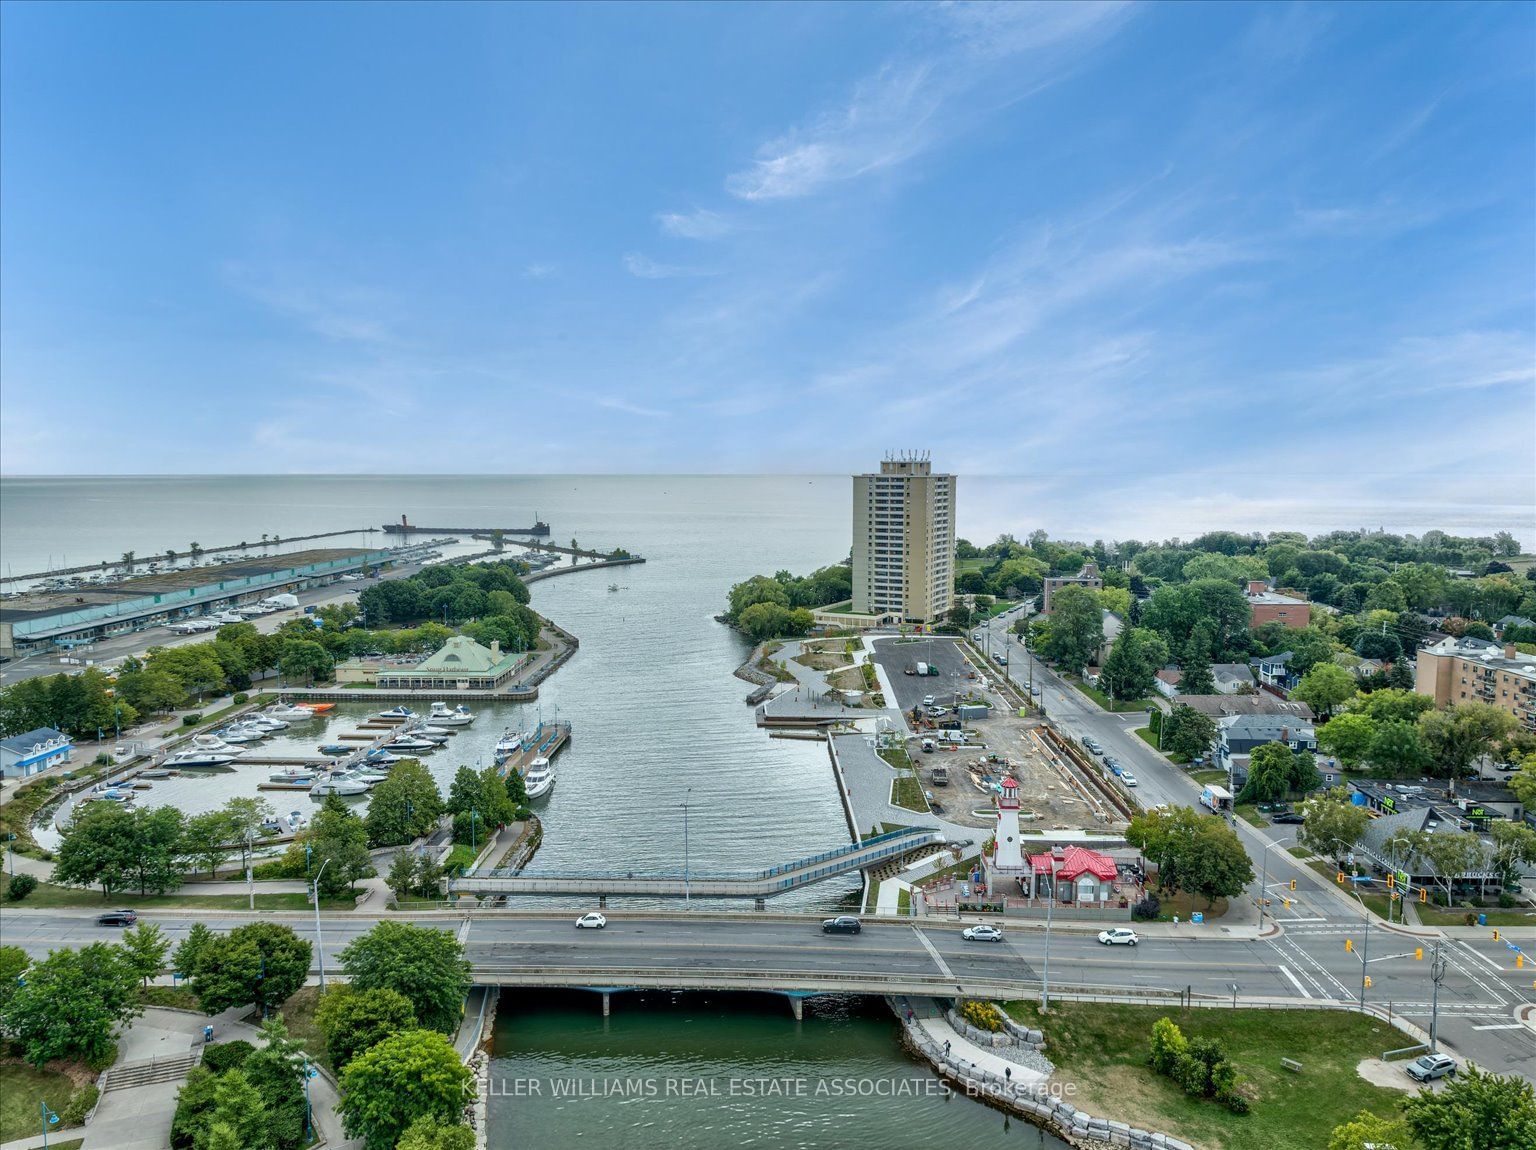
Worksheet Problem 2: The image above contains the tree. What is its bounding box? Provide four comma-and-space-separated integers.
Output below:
1328, 1110, 1413, 1150
480, 765, 519, 824
1404, 1065, 1536, 1150
309, 794, 373, 894
315, 984, 418, 1071
52, 802, 137, 897
190, 924, 312, 1017
1177, 637, 1217, 696
365, 759, 444, 847
122, 922, 171, 987
0, 942, 142, 1066
1181, 820, 1255, 909
446, 766, 486, 819
1240, 742, 1313, 804
1099, 627, 1168, 702
397, 1115, 476, 1150
1317, 713, 1377, 769
1351, 688, 1434, 725
279, 639, 333, 685
336, 1029, 472, 1150
1510, 756, 1536, 808
1367, 719, 1432, 776
1042, 585, 1104, 672
1486, 821, 1536, 891
1416, 831, 1489, 906
1292, 663, 1357, 718
114, 665, 187, 715
239, 1017, 310, 1149
0, 945, 30, 1015
386, 850, 420, 901
1299, 794, 1369, 863
182, 811, 238, 877
211, 1069, 267, 1150
224, 797, 276, 868
1419, 703, 1519, 782
1160, 705, 1217, 761
339, 922, 472, 1034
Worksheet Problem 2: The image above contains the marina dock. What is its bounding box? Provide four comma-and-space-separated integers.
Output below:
497, 720, 571, 777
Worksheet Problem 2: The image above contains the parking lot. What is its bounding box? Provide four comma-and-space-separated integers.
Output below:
870, 637, 975, 713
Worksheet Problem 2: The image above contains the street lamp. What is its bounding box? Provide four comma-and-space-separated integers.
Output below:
40, 1101, 59, 1149
245, 828, 255, 911
302, 1058, 318, 1139
470, 809, 480, 853
1255, 838, 1279, 927
312, 860, 331, 990
682, 788, 692, 908
3, 832, 15, 880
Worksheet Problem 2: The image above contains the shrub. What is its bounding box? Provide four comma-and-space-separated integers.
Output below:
202, 1039, 256, 1074
182, 714, 203, 727
6, 873, 38, 901
1148, 1017, 1187, 1076
232, 693, 249, 705
60, 1082, 99, 1126
959, 1000, 1004, 1032
1132, 894, 1161, 921
1497, 892, 1516, 909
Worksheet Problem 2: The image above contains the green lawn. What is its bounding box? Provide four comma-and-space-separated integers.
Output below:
443, 842, 480, 873
1235, 804, 1270, 827
890, 775, 930, 814
1413, 903, 1536, 928
1003, 1002, 1409, 1150
19, 882, 351, 911
0, 1064, 83, 1142
877, 744, 913, 771
140, 985, 201, 1010
1071, 680, 1153, 713
1133, 727, 1190, 762
273, 985, 332, 1074
1189, 769, 1228, 786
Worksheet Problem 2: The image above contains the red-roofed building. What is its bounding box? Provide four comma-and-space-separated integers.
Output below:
1017, 845, 1119, 904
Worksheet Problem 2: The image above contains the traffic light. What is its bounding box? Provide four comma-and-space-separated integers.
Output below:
1345, 938, 1354, 952
1518, 954, 1525, 970
1288, 879, 1297, 891
1386, 873, 1395, 889
1364, 975, 1372, 988
1337, 871, 1345, 883
1415, 948, 1423, 960
1493, 930, 1500, 942
1419, 888, 1428, 903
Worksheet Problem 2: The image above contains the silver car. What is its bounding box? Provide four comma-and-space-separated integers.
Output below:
962, 925, 1004, 942
1405, 1053, 1456, 1082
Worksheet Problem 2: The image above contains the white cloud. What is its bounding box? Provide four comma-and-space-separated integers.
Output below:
522, 263, 557, 279
656, 209, 732, 240
622, 252, 716, 279
222, 262, 398, 346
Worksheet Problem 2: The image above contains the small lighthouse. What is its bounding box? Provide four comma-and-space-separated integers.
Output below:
994, 776, 1024, 871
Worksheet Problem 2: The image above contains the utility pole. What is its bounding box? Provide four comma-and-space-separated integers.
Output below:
1429, 940, 1446, 1053
246, 829, 255, 911
1041, 858, 1059, 1013
312, 860, 331, 990
682, 788, 692, 908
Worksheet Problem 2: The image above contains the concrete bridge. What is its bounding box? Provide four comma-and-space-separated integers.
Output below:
449, 824, 948, 904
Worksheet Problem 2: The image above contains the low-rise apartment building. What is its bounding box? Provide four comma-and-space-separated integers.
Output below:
1043, 562, 1102, 615
1415, 636, 1536, 732
1245, 580, 1310, 629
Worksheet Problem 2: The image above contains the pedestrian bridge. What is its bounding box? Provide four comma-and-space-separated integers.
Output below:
448, 825, 948, 901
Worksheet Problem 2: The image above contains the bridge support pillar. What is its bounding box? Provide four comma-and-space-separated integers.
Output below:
788, 996, 802, 1022
755, 898, 766, 911
602, 992, 611, 1018
599, 895, 607, 908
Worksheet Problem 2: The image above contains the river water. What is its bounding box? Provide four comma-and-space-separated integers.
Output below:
3, 473, 1520, 1146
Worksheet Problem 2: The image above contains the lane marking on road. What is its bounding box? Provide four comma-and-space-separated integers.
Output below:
1278, 965, 1312, 999
911, 927, 955, 979
1447, 944, 1513, 1005
1278, 934, 1352, 999
1471, 1022, 1528, 1031
1455, 941, 1508, 977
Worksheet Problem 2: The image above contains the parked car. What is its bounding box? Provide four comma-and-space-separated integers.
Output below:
962, 925, 1004, 942
1105, 758, 1123, 775
822, 916, 862, 935
1272, 812, 1306, 824
1121, 773, 1138, 787
994, 654, 1008, 665
1083, 739, 1102, 755
922, 695, 936, 707
1406, 1053, 1457, 1082
97, 909, 138, 927
575, 912, 607, 930
1097, 928, 1139, 946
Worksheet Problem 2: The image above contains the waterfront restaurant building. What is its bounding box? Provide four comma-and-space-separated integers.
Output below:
374, 636, 528, 691
1, 728, 73, 779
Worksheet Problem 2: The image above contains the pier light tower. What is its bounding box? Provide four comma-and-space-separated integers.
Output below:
994, 776, 1024, 870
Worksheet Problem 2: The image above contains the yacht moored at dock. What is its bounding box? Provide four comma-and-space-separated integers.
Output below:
162, 749, 240, 769
522, 756, 555, 799
427, 701, 475, 726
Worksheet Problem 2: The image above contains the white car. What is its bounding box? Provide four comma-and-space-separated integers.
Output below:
922, 695, 936, 706
575, 912, 607, 930
1098, 928, 1139, 946
1121, 773, 1138, 787
962, 925, 1004, 942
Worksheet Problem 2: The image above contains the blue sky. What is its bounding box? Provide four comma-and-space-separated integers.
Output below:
2, 2, 1532, 522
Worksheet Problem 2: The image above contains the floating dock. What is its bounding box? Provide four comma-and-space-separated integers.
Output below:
497, 720, 571, 777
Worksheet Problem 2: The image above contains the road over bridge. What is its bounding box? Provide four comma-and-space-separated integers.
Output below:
5, 908, 1531, 1079
449, 825, 948, 903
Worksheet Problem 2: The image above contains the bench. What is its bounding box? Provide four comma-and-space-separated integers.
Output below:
1280, 1058, 1304, 1073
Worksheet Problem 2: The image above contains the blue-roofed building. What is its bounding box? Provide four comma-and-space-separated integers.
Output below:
1, 728, 73, 778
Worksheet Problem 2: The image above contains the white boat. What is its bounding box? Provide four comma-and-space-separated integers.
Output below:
163, 749, 240, 768
523, 756, 555, 799
427, 702, 475, 726
193, 734, 240, 753
363, 750, 401, 765
264, 703, 318, 720
269, 767, 317, 783
216, 727, 263, 744
493, 729, 526, 760
352, 768, 391, 784
310, 772, 368, 796
213, 611, 246, 624
245, 715, 289, 731
403, 725, 451, 743
378, 706, 415, 720
382, 735, 437, 753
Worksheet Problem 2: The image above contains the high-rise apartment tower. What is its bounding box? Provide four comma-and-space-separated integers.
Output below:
851, 452, 955, 623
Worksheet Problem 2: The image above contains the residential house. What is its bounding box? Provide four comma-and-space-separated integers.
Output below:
1496, 614, 1534, 637
1, 727, 72, 779
1332, 652, 1385, 679
1043, 562, 1103, 615
1175, 695, 1314, 721
1249, 651, 1298, 692
1155, 663, 1256, 699
1216, 713, 1317, 788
